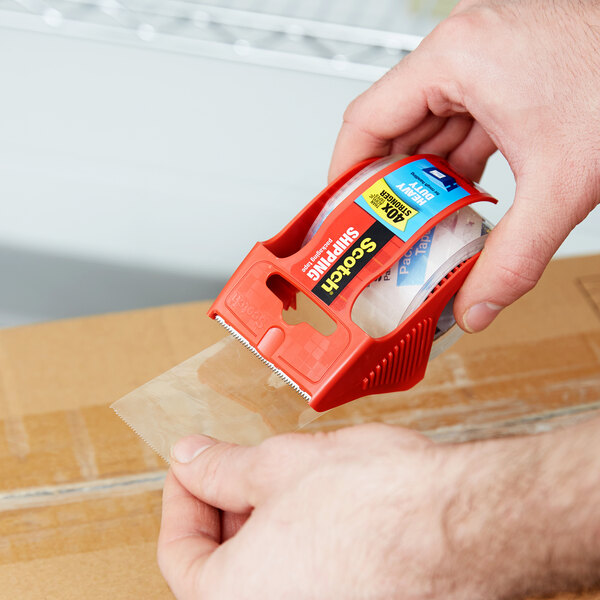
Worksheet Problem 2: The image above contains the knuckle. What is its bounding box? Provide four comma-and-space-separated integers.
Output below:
334, 422, 397, 444
350, 422, 394, 436
333, 423, 432, 457
366, 422, 429, 444
410, 14, 483, 90
451, 0, 481, 15
433, 13, 476, 44
340, 98, 382, 143
430, 7, 494, 57
493, 253, 544, 297
256, 432, 327, 481
341, 97, 356, 122
255, 433, 303, 474
199, 448, 227, 499
342, 94, 364, 125
259, 431, 304, 453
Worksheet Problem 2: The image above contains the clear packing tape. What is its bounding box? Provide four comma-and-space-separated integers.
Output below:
112, 156, 492, 461
112, 335, 322, 460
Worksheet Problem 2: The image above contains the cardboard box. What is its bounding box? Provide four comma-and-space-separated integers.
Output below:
1, 255, 599, 599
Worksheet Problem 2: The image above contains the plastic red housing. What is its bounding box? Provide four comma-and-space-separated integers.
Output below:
209, 155, 496, 411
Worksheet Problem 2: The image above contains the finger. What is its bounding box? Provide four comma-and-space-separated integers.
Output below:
328, 118, 391, 183
171, 433, 322, 514
328, 53, 432, 181
454, 173, 575, 332
157, 470, 220, 599
389, 113, 447, 156
447, 121, 497, 181
170, 434, 260, 513
415, 114, 474, 159
221, 511, 250, 542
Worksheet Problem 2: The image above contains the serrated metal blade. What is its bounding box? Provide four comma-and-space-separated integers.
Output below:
213, 315, 311, 403
111, 401, 171, 463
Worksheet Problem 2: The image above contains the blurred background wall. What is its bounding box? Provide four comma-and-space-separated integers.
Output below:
0, 0, 598, 327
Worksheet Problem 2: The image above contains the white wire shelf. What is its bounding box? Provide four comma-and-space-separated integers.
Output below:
0, 0, 454, 80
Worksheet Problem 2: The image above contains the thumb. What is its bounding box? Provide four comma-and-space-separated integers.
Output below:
170, 434, 262, 513
170, 433, 315, 513
454, 175, 575, 332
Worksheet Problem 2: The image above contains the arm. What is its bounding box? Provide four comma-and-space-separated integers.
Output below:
446, 417, 600, 597
158, 417, 600, 599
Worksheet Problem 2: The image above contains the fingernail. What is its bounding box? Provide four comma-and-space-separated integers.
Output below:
171, 435, 216, 464
463, 302, 503, 333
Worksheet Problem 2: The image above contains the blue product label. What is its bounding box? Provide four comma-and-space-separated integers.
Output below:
396, 228, 435, 286
355, 158, 470, 241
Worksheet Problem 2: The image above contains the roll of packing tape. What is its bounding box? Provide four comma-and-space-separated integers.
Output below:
304, 155, 493, 358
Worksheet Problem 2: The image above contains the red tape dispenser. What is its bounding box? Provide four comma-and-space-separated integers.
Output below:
209, 154, 497, 412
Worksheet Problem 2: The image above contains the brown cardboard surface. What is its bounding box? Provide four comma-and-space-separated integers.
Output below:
0, 255, 599, 599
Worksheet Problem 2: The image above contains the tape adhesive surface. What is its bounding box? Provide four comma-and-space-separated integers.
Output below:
112, 335, 322, 462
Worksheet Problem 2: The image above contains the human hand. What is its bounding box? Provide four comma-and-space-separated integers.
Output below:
329, 0, 600, 333
157, 421, 600, 599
